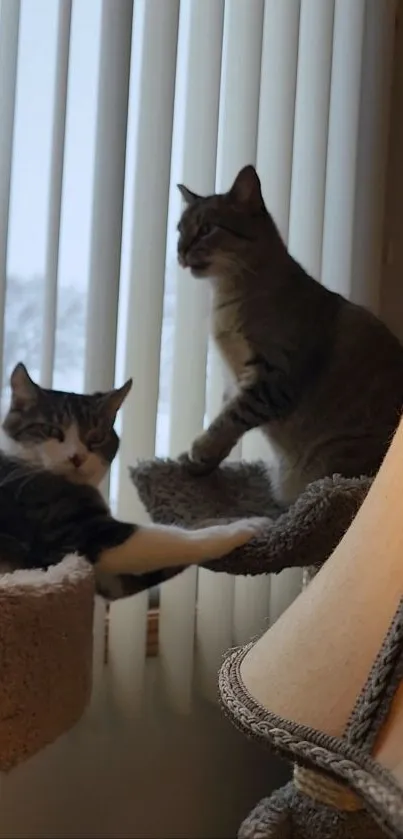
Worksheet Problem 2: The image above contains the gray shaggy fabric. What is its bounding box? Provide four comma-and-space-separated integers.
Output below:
238, 782, 387, 839
129, 459, 372, 590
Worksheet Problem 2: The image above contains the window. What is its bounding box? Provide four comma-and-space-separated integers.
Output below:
1, 0, 396, 706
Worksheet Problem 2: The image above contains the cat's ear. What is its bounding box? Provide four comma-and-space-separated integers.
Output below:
9, 363, 39, 407
102, 378, 133, 419
228, 165, 265, 212
177, 184, 200, 206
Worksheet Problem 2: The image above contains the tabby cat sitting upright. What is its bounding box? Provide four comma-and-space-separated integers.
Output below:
0, 363, 261, 599
177, 165, 403, 505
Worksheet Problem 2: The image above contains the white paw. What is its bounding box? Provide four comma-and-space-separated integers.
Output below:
202, 517, 265, 560
225, 517, 266, 548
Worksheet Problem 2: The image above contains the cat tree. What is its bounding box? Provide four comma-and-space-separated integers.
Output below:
0, 556, 94, 771
130, 458, 372, 584
0, 457, 378, 779
131, 456, 403, 838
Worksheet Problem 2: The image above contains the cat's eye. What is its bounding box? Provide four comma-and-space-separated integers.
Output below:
199, 223, 212, 237
42, 425, 64, 441
87, 430, 107, 450
20, 423, 65, 441
49, 426, 65, 442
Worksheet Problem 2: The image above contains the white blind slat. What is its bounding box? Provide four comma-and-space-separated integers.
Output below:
257, 0, 301, 240
40, 0, 72, 387
288, 0, 335, 278
195, 573, 234, 701
108, 0, 180, 717
84, 0, 133, 712
84, 0, 133, 393
252, 0, 301, 625
0, 0, 20, 394
117, 0, 180, 508
351, 0, 397, 312
159, 0, 225, 713
228, 0, 270, 648
268, 0, 334, 619
321, 0, 366, 298
197, 0, 266, 694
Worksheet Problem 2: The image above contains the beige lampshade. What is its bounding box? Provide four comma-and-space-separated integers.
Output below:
240, 416, 403, 787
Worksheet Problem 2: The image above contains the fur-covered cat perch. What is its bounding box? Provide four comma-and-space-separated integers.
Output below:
0, 556, 94, 771
0, 456, 372, 774
130, 459, 373, 591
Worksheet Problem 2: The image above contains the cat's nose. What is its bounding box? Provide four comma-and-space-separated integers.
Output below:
69, 453, 85, 469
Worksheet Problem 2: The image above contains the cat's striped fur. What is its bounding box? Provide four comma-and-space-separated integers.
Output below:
177, 166, 403, 505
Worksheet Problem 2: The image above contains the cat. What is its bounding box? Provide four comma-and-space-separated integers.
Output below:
176, 164, 403, 506
0, 363, 262, 599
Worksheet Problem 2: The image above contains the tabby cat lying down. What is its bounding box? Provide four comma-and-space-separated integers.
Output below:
0, 364, 261, 600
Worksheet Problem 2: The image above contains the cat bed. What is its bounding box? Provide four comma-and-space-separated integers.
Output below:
129, 458, 373, 591
0, 555, 94, 771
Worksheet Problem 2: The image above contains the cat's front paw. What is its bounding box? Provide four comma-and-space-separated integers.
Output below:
227, 517, 266, 548
178, 446, 220, 477
201, 517, 266, 561
183, 433, 227, 476
186, 456, 219, 477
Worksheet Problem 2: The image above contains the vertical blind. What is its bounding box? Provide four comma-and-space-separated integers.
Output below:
0, 0, 397, 712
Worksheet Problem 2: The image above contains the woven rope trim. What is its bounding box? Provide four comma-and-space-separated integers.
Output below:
219, 645, 403, 839
293, 764, 364, 812
346, 599, 403, 750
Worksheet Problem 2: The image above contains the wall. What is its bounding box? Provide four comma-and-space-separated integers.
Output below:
0, 660, 288, 839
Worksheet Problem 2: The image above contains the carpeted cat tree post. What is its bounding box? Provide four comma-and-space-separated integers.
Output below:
0, 556, 94, 771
